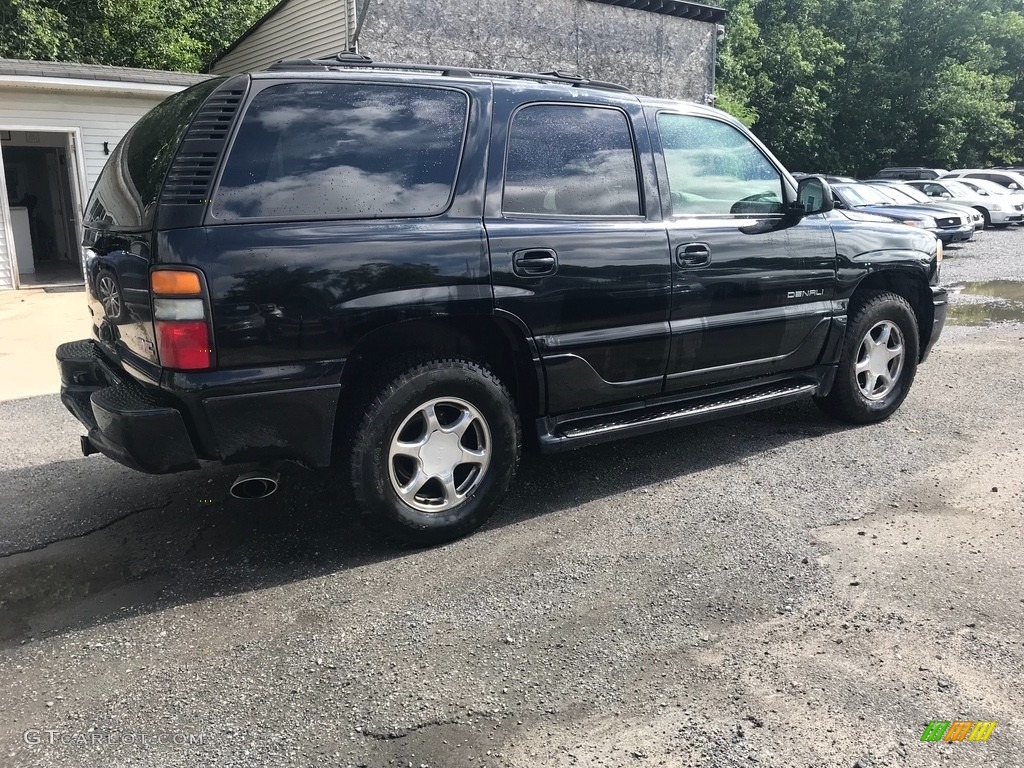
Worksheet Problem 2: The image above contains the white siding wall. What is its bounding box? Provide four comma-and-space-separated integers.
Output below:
0, 87, 174, 290
211, 0, 353, 74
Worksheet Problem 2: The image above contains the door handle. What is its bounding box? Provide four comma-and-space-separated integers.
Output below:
513, 248, 558, 277
676, 242, 711, 268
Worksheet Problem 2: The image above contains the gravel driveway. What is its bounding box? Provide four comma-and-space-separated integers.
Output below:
1, 228, 1021, 768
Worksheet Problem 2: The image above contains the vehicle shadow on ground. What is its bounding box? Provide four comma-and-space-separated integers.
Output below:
0, 400, 854, 647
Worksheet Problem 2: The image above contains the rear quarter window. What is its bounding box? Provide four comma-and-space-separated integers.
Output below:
212, 83, 469, 221
84, 78, 223, 230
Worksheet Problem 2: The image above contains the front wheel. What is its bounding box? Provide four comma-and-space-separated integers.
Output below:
815, 291, 920, 424
350, 357, 521, 546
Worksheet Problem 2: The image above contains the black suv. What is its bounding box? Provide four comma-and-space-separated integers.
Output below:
874, 167, 949, 181
58, 56, 948, 544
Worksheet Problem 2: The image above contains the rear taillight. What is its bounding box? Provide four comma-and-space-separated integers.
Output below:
151, 268, 213, 371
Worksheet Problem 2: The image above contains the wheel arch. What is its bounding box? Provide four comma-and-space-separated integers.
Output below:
850, 267, 934, 361
340, 315, 543, 427
971, 205, 991, 226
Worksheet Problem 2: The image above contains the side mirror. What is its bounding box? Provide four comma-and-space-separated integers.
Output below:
1009, 183, 1020, 190
795, 176, 835, 215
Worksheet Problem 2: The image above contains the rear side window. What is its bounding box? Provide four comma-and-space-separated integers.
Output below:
213, 83, 468, 220
503, 104, 641, 217
657, 113, 784, 216
85, 78, 223, 229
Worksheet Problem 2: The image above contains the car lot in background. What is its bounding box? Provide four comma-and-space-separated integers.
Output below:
829, 181, 974, 242
864, 180, 985, 230
908, 179, 1024, 228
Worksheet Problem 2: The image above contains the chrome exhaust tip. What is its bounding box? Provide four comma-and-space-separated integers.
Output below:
229, 471, 280, 500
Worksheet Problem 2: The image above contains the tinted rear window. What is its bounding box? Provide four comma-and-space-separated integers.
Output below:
212, 83, 469, 221
84, 78, 223, 230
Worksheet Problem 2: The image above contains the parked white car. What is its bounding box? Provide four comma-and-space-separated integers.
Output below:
907, 179, 1024, 228
952, 176, 1024, 210
943, 169, 1024, 192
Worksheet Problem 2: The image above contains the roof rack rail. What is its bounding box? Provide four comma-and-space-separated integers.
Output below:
266, 53, 632, 93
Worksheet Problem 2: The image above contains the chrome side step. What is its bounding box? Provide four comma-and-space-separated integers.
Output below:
538, 381, 819, 452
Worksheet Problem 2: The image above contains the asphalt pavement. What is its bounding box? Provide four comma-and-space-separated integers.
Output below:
0, 228, 1022, 768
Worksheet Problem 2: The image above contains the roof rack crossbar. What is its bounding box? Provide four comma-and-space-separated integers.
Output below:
266, 55, 632, 93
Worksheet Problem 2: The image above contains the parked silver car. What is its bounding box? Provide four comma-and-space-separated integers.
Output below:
907, 179, 1024, 228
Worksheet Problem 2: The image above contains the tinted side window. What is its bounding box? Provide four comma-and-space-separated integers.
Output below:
503, 105, 641, 216
981, 173, 1014, 187
85, 78, 223, 229
657, 113, 784, 216
213, 83, 468, 220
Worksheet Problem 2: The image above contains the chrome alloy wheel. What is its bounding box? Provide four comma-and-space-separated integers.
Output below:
856, 320, 905, 400
387, 397, 491, 513
97, 274, 121, 318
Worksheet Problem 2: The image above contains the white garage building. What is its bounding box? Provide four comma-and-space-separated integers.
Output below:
0, 60, 207, 290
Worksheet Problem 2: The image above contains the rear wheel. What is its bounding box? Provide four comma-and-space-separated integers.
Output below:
816, 291, 919, 424
350, 357, 520, 546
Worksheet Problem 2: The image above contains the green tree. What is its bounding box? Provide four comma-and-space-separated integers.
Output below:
0, 0, 277, 72
716, 0, 1024, 174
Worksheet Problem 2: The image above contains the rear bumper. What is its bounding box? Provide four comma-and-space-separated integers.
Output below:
57, 339, 342, 474
921, 286, 947, 363
57, 340, 199, 473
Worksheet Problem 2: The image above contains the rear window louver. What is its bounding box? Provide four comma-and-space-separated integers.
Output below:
161, 86, 245, 206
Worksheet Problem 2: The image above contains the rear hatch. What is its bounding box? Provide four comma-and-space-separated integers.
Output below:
82, 78, 225, 382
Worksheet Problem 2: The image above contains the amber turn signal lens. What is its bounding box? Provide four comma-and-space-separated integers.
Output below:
151, 270, 202, 295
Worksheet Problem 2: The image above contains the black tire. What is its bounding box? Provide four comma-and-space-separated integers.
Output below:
350, 357, 521, 546
96, 269, 124, 322
815, 291, 920, 424
974, 207, 991, 228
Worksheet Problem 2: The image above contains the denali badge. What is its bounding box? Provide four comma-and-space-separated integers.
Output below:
788, 289, 826, 299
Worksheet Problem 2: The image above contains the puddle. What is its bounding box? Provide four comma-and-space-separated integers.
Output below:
947, 280, 1024, 325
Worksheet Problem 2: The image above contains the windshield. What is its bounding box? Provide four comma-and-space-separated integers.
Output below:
943, 180, 980, 197
886, 184, 930, 203
873, 185, 917, 204
834, 184, 893, 206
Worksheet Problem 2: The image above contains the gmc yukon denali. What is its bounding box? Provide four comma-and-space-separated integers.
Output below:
57, 55, 948, 544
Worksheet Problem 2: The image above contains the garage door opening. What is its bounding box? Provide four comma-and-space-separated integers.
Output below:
1, 130, 84, 288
